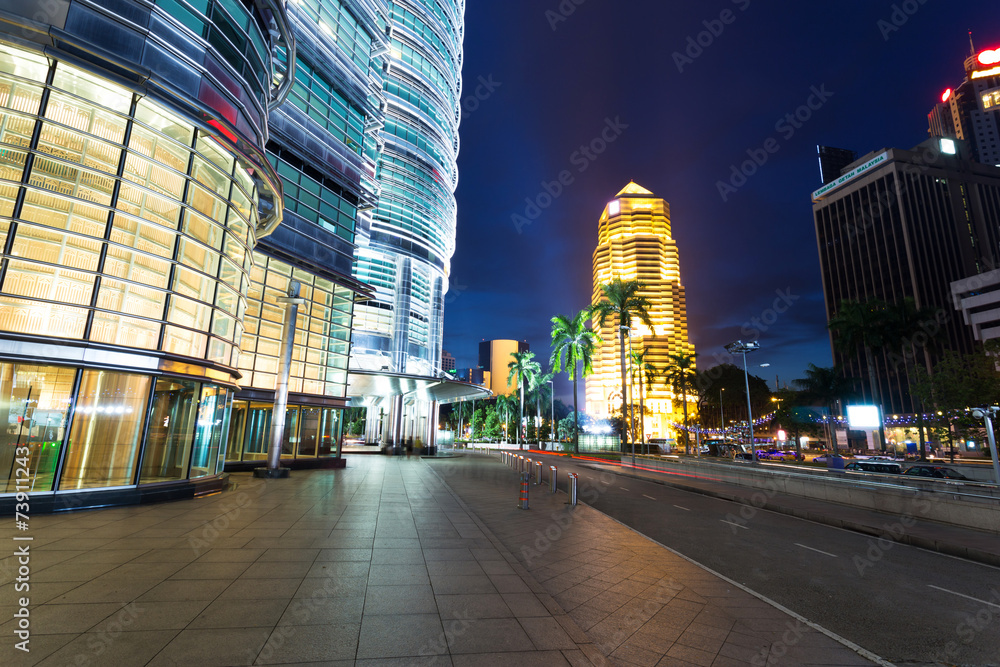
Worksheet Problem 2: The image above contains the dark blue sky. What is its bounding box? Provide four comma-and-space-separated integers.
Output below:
444, 0, 1000, 403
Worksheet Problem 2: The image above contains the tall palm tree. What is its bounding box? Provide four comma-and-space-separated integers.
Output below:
887, 297, 939, 460
827, 298, 896, 451
590, 278, 654, 452
630, 348, 657, 447
793, 364, 855, 454
551, 309, 600, 454
664, 352, 698, 454
496, 393, 517, 444
530, 371, 554, 446
508, 350, 540, 450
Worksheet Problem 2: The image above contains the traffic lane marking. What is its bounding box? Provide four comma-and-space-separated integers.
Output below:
795, 543, 838, 558
673, 505, 690, 511
620, 487, 630, 491
642, 494, 657, 500
928, 585, 1000, 609
720, 519, 748, 530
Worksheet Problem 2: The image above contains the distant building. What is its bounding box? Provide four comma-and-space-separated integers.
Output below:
585, 183, 695, 441
813, 138, 1000, 413
928, 42, 1000, 166
951, 269, 1000, 344
479, 340, 529, 395
442, 351, 456, 373
817, 146, 859, 185
458, 368, 487, 386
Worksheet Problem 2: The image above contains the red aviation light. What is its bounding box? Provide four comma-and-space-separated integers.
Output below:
941, 88, 952, 103
979, 49, 1000, 66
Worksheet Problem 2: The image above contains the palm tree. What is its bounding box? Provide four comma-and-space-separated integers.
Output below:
828, 298, 895, 451
508, 350, 540, 449
496, 393, 517, 444
590, 278, 654, 452
630, 348, 657, 447
664, 352, 698, 454
529, 371, 554, 446
793, 364, 854, 454
551, 309, 600, 454
886, 297, 939, 460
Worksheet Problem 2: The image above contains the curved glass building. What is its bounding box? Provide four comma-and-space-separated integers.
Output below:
350, 0, 463, 377
0, 0, 292, 507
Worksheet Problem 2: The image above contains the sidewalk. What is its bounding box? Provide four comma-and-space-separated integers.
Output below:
0, 456, 602, 666
428, 453, 881, 667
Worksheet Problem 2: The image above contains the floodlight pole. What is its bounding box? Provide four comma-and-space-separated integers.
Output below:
548, 379, 555, 449
622, 326, 635, 467
975, 407, 1000, 487
726, 340, 760, 464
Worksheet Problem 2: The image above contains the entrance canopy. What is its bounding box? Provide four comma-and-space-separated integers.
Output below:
346, 370, 492, 406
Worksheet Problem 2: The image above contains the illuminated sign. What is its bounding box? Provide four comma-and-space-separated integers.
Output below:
812, 152, 889, 202
846, 405, 881, 429
979, 48, 1000, 66
608, 200, 620, 215
972, 65, 1000, 80
940, 138, 956, 155
941, 88, 952, 103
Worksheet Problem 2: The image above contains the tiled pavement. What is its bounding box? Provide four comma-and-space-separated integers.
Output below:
0, 453, 882, 666
425, 453, 881, 667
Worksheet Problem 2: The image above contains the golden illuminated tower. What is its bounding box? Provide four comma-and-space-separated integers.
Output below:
586, 182, 696, 441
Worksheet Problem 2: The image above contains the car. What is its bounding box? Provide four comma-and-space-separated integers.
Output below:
903, 465, 969, 480
734, 452, 754, 462
845, 460, 902, 474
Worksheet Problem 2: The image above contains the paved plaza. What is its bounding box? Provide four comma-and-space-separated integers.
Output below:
0, 453, 885, 666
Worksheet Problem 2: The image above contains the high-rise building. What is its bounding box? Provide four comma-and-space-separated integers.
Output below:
0, 0, 292, 505
928, 43, 1000, 166
441, 349, 456, 372
817, 146, 859, 185
585, 183, 695, 441
813, 137, 1000, 414
479, 339, 528, 396
350, 1, 464, 377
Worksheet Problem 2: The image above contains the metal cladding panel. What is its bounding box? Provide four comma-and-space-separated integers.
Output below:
141, 40, 200, 97
64, 4, 146, 62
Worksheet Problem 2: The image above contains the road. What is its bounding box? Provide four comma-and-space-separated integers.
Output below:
512, 451, 1000, 666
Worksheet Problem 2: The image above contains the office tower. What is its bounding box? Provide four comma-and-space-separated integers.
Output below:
0, 0, 292, 504
817, 146, 859, 185
441, 349, 456, 372
928, 43, 1000, 166
479, 339, 528, 395
813, 138, 1000, 414
350, 0, 464, 377
585, 183, 695, 441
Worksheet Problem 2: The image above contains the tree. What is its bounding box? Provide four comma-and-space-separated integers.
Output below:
528, 370, 554, 447
696, 363, 772, 430
590, 278, 653, 452
664, 352, 698, 454
793, 364, 855, 454
911, 347, 1000, 462
508, 350, 540, 449
496, 393, 518, 443
828, 298, 896, 451
551, 309, 600, 454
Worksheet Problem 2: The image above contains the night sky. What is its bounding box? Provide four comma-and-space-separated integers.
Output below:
444, 0, 1000, 403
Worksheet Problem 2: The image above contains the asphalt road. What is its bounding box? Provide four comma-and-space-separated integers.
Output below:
514, 451, 1000, 666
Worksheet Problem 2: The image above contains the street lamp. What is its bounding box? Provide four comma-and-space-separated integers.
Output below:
970, 407, 1000, 487
725, 340, 761, 463
547, 378, 555, 449
719, 388, 725, 438
621, 325, 635, 467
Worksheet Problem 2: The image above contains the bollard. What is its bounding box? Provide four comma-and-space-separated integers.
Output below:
549, 465, 557, 493
519, 455, 525, 473
568, 472, 578, 506
519, 471, 529, 510
526, 458, 532, 476
535, 460, 542, 485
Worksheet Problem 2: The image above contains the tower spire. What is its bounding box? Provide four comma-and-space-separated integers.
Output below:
969, 30, 975, 57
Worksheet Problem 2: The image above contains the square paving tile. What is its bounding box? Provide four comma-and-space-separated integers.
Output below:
357, 613, 447, 659
364, 584, 437, 615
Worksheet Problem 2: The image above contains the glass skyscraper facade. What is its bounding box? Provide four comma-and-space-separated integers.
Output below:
350, 0, 463, 377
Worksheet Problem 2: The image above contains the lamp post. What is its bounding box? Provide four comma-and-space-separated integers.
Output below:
547, 378, 555, 449
970, 407, 1000, 487
725, 340, 760, 463
720, 388, 725, 438
621, 325, 635, 467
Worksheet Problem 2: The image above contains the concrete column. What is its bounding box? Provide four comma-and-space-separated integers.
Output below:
388, 394, 404, 454
390, 258, 412, 374
426, 400, 440, 453
257, 281, 305, 478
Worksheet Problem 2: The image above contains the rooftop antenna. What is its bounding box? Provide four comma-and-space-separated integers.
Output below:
969, 30, 975, 57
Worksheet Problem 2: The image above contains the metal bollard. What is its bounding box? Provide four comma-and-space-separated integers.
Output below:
568, 472, 578, 506
526, 458, 532, 476
519, 472, 529, 510
519, 455, 525, 473
535, 460, 542, 485
549, 465, 557, 493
